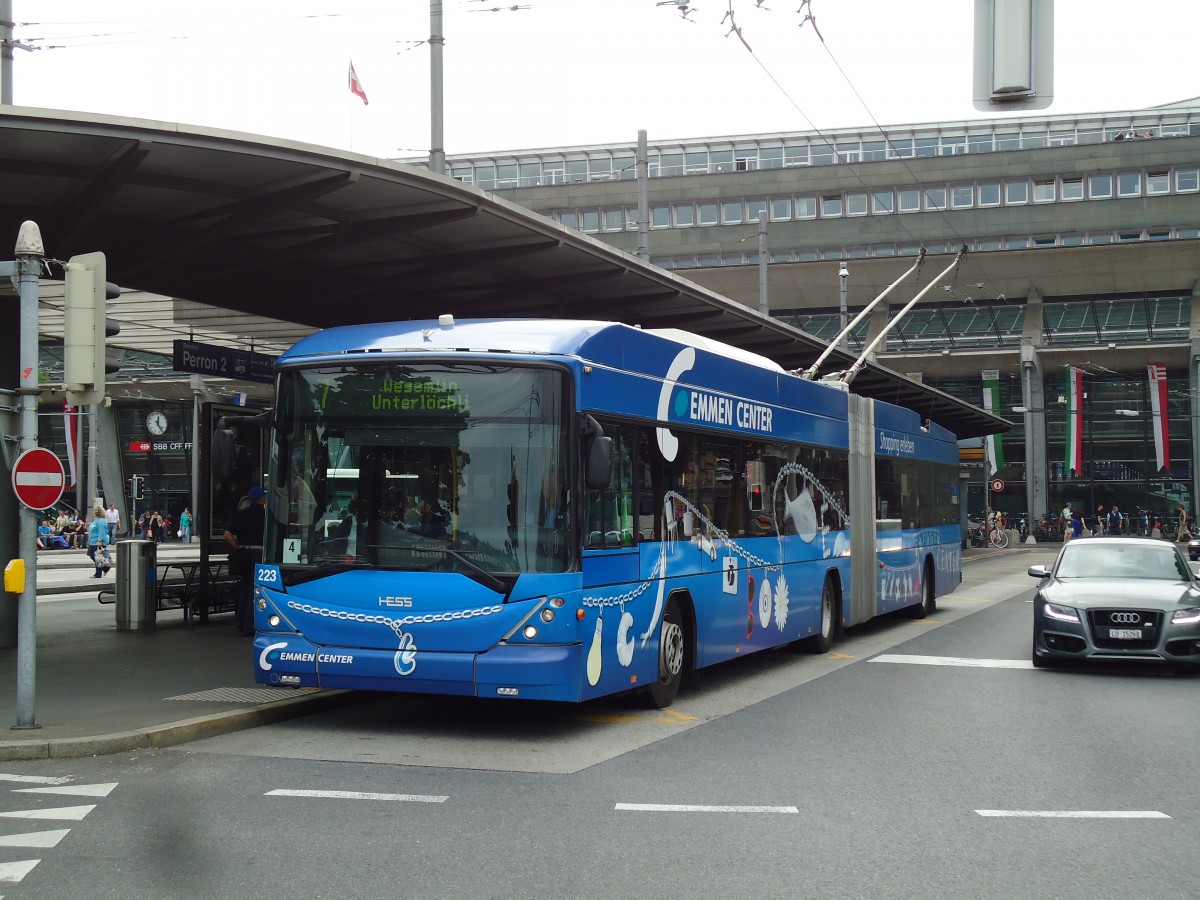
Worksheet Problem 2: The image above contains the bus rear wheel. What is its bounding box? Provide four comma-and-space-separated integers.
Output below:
805, 577, 837, 654
644, 596, 685, 708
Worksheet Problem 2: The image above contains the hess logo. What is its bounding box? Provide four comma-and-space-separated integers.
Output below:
379, 596, 413, 607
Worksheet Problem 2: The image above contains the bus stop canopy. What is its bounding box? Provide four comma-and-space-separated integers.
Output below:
0, 106, 1007, 438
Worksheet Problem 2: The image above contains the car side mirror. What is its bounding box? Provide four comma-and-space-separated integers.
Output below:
1027, 564, 1049, 579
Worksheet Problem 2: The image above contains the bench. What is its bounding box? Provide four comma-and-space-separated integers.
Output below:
96, 560, 242, 628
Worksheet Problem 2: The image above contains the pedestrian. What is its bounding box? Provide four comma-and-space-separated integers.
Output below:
180, 506, 193, 544
104, 502, 120, 544
1071, 512, 1083, 540
102, 503, 118, 541
1061, 502, 1072, 541
87, 506, 111, 577
1107, 504, 1124, 536
224, 486, 266, 636
1177, 504, 1191, 542
137, 510, 150, 540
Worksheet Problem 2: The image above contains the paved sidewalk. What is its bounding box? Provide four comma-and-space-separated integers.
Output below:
0, 541, 350, 762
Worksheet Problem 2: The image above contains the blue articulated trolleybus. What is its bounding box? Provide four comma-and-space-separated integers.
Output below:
253, 318, 962, 707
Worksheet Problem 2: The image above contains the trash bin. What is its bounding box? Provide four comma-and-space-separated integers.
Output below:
115, 540, 157, 632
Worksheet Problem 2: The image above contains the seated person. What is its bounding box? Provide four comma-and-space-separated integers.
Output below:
411, 499, 448, 538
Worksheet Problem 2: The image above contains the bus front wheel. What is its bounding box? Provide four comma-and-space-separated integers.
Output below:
644, 596, 685, 708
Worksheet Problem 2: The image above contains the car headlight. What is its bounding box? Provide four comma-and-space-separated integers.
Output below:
1172, 607, 1200, 625
1043, 602, 1081, 623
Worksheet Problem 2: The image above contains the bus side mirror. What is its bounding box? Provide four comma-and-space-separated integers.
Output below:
586, 436, 613, 491
581, 414, 613, 491
212, 425, 235, 481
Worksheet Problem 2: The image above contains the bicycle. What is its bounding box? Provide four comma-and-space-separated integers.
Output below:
967, 520, 1009, 549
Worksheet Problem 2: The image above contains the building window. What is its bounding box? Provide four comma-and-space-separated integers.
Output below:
784, 144, 809, 167
978, 182, 1001, 206
698, 202, 718, 226
673, 204, 694, 227
924, 187, 947, 210
888, 139, 913, 159
1176, 168, 1199, 192
914, 137, 940, 158
862, 141, 887, 161
1061, 178, 1084, 201
1147, 229, 1171, 241
951, 184, 974, 208
475, 164, 496, 189
651, 206, 670, 228
722, 253, 745, 265
710, 150, 733, 173
558, 211, 577, 229
1006, 237, 1030, 249
872, 190, 894, 214
734, 150, 758, 171
796, 196, 817, 218
580, 210, 600, 232
760, 147, 784, 169
1145, 170, 1170, 195
746, 199, 768, 223
1118, 230, 1142, 242
624, 208, 639, 230
1004, 179, 1029, 204
968, 134, 994, 153
898, 189, 920, 212
1090, 232, 1114, 244
1033, 179, 1056, 203
518, 162, 541, 186
770, 197, 792, 221
1061, 233, 1086, 246
658, 153, 683, 177
1089, 173, 1113, 199
1032, 235, 1056, 247
683, 150, 709, 175
722, 201, 743, 224
995, 132, 1020, 151
821, 194, 843, 217
604, 209, 623, 231
872, 245, 896, 256
846, 193, 868, 216
977, 238, 1002, 251
1117, 171, 1141, 196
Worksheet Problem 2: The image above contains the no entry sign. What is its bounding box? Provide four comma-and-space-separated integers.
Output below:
12, 447, 66, 511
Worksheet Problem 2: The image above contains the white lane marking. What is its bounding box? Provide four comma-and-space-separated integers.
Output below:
0, 860, 40, 884
14, 782, 116, 798
265, 789, 447, 803
871, 654, 1034, 669
0, 805, 95, 821
976, 810, 1171, 819
0, 775, 73, 786
615, 803, 799, 814
0, 829, 71, 848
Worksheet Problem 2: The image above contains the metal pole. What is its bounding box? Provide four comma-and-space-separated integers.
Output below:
0, 0, 13, 105
636, 130, 649, 261
86, 403, 97, 512
757, 213, 768, 316
191, 377, 203, 541
838, 262, 848, 350
14, 220, 43, 729
429, 0, 445, 176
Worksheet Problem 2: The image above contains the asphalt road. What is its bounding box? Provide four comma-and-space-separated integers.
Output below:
4, 549, 1199, 899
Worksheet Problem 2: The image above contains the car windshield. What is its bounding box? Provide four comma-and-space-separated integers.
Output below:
1056, 542, 1191, 581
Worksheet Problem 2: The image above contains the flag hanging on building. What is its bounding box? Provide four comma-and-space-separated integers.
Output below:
348, 60, 369, 105
1147, 363, 1171, 473
980, 369, 1004, 476
63, 398, 78, 487
1064, 366, 1084, 477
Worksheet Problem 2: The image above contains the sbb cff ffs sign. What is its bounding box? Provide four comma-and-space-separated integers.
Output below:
11, 448, 66, 510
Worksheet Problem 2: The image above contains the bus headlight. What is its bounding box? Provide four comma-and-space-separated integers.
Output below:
540, 608, 555, 623
523, 625, 538, 639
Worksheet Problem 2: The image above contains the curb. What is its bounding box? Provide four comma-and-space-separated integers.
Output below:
0, 689, 364, 762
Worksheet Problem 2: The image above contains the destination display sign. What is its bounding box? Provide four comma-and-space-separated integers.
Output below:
172, 340, 276, 384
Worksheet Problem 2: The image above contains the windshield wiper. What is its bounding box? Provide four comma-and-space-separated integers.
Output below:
419, 546, 511, 594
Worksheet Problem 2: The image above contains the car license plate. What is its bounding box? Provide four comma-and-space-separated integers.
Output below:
1109, 628, 1142, 639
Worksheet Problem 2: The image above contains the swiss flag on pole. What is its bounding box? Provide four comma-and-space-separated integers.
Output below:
348, 60, 369, 105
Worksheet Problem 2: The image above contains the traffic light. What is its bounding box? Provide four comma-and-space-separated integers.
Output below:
131, 475, 144, 500
64, 251, 121, 406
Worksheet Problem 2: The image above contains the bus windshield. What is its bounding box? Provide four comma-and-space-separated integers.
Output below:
265, 362, 570, 577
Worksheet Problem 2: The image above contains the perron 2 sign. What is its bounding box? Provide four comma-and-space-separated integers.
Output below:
173, 340, 275, 384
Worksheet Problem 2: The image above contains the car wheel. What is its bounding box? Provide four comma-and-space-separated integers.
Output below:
805, 577, 838, 653
644, 596, 685, 709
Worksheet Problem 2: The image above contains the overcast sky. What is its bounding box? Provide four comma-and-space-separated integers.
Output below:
10, 1, 1200, 159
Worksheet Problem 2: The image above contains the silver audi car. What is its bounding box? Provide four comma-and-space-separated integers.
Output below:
1029, 536, 1200, 669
